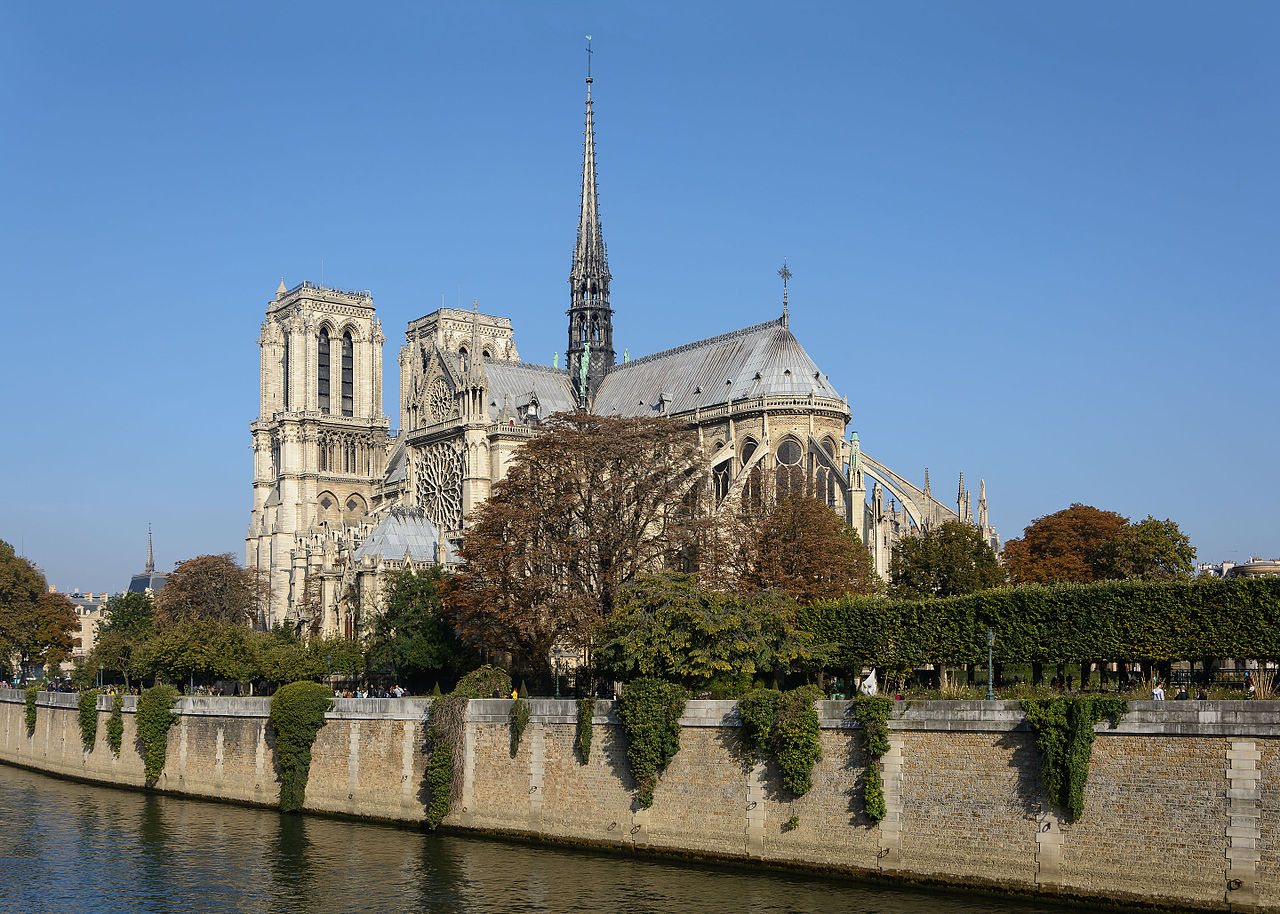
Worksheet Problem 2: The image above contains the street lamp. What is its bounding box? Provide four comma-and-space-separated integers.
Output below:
986, 630, 996, 701
552, 646, 566, 699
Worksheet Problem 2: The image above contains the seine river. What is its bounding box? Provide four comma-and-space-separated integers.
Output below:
0, 764, 1081, 914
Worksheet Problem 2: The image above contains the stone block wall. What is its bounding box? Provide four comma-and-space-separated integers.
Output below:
1, 690, 1276, 913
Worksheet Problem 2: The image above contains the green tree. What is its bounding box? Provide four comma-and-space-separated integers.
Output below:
594, 573, 810, 687
1095, 516, 1196, 581
154, 553, 267, 626
366, 565, 470, 691
0, 540, 79, 676
890, 520, 1006, 599
92, 592, 155, 689
1002, 504, 1130, 584
742, 496, 881, 603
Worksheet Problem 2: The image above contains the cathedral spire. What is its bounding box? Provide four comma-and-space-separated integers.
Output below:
145, 524, 154, 574
567, 36, 615, 407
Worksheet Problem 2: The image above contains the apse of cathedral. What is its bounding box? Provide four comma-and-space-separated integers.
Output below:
246, 63, 999, 636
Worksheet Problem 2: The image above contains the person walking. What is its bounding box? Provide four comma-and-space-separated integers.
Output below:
1151, 682, 1165, 701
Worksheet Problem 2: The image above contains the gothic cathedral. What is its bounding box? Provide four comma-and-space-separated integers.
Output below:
247, 67, 997, 635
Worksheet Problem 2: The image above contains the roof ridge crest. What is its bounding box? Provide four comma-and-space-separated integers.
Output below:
608, 317, 787, 371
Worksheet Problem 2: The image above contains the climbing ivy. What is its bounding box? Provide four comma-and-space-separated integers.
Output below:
1022, 696, 1126, 820
852, 695, 893, 823
425, 665, 511, 829
24, 684, 38, 735
106, 691, 124, 756
269, 681, 334, 812
736, 686, 823, 797
136, 684, 179, 784
509, 698, 531, 757
78, 689, 99, 751
576, 698, 594, 764
615, 678, 689, 808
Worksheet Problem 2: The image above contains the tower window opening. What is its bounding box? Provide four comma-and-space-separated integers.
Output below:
318, 328, 331, 414
282, 336, 290, 410
341, 331, 354, 416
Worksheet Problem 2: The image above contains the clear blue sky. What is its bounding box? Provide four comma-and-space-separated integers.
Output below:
3, 2, 1276, 592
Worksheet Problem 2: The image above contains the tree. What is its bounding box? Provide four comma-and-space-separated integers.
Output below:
92, 591, 154, 689
1095, 516, 1196, 581
742, 496, 880, 603
366, 565, 472, 691
0, 540, 78, 676
1002, 504, 1129, 584
452, 412, 708, 671
154, 553, 267, 626
594, 573, 811, 687
890, 520, 1007, 599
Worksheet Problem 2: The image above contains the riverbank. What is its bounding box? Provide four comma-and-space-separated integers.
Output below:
1, 691, 1272, 912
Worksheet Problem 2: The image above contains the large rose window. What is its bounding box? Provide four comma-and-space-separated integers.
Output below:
416, 442, 463, 531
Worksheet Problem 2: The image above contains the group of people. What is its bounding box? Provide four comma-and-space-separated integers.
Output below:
334, 684, 407, 699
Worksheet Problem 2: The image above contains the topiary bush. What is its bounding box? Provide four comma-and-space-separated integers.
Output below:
425, 665, 512, 829
1022, 696, 1126, 820
852, 694, 893, 823
736, 686, 822, 796
509, 697, 531, 757
136, 684, 180, 784
24, 684, 39, 735
576, 698, 594, 764
269, 681, 335, 812
78, 689, 100, 751
615, 678, 689, 808
107, 691, 124, 756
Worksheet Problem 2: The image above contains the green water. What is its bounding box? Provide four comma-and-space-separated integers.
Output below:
0, 764, 1085, 913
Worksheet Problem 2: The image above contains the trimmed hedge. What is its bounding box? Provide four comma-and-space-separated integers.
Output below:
800, 577, 1280, 666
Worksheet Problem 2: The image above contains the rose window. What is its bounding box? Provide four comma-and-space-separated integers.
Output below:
416, 443, 463, 531
428, 378, 452, 424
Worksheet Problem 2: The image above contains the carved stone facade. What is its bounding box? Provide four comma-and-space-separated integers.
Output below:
246, 70, 997, 635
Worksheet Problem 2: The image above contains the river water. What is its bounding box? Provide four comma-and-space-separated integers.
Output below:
0, 764, 1080, 914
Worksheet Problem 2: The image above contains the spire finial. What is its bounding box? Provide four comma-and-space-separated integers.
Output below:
586, 34, 593, 84
145, 524, 154, 574
778, 259, 792, 327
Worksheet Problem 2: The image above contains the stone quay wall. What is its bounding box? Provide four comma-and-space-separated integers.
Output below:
1, 691, 1275, 913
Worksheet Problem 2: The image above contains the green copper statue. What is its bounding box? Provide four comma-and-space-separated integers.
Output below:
579, 340, 590, 391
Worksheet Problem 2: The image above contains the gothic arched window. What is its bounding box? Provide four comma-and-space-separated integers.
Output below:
341, 331, 354, 417
740, 438, 762, 508
713, 460, 731, 503
776, 437, 804, 501
318, 328, 331, 414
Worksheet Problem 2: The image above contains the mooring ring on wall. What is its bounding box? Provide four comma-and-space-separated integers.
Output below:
1228, 879, 1243, 891
878, 847, 890, 859
746, 801, 756, 810
1041, 822, 1052, 833
529, 785, 538, 793
607, 821, 617, 831
630, 824, 641, 834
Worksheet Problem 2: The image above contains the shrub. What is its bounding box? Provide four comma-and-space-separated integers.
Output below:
136, 684, 180, 784
615, 678, 689, 808
576, 698, 594, 764
270, 681, 334, 812
425, 665, 512, 829
78, 689, 100, 751
107, 691, 124, 756
510, 698, 531, 757
1023, 696, 1126, 820
852, 694, 893, 823
24, 684, 39, 735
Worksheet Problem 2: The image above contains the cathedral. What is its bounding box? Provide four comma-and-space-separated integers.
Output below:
246, 66, 998, 636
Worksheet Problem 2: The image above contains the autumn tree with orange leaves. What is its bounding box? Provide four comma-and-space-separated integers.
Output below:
451, 413, 710, 673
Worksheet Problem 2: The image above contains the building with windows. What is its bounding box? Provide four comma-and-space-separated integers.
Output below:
246, 65, 997, 634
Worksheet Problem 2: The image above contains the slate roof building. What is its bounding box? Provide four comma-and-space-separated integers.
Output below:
246, 60, 995, 636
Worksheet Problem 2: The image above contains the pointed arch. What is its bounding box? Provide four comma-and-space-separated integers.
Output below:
341, 330, 354, 416
318, 326, 332, 414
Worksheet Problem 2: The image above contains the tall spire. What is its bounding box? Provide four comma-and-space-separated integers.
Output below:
567, 35, 615, 407
145, 524, 155, 574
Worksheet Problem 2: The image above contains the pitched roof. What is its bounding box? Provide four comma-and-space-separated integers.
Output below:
591, 317, 842, 418
485, 361, 577, 415
354, 508, 453, 564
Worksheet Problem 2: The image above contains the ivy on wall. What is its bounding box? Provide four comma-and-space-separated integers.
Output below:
576, 698, 594, 764
509, 698, 531, 758
615, 678, 689, 808
426, 665, 511, 829
269, 681, 334, 812
1022, 696, 1126, 820
737, 686, 823, 797
852, 695, 893, 823
106, 692, 124, 757
136, 685, 179, 784
24, 685, 38, 735
800, 577, 1280, 667
78, 689, 99, 751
